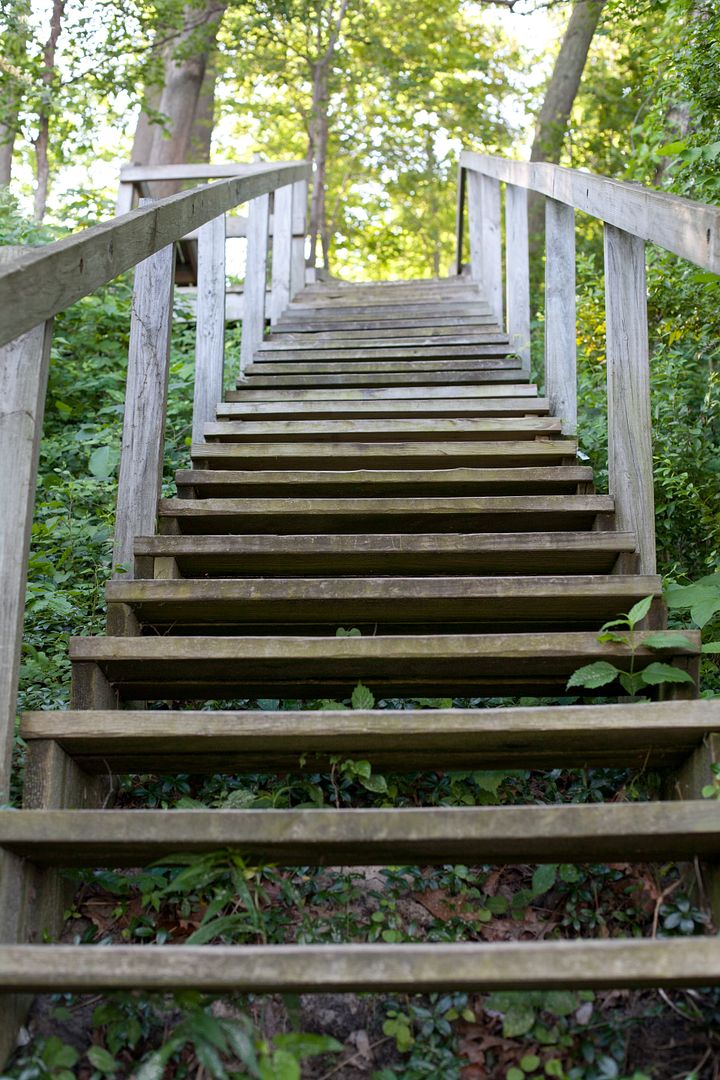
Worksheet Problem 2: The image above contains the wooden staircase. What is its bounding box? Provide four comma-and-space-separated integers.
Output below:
2, 157, 720, 1064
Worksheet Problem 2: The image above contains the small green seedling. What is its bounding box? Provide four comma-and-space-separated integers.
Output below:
567, 595, 696, 698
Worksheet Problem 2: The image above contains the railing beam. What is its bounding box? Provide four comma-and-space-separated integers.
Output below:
271, 184, 293, 323
239, 193, 270, 375
467, 171, 503, 324
112, 219, 175, 580
192, 214, 226, 445
505, 183, 531, 376
0, 317, 53, 803
604, 224, 656, 575
544, 198, 576, 435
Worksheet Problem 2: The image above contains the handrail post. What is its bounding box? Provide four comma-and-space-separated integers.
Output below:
239, 192, 270, 375
544, 197, 577, 434
604, 223, 656, 574
505, 183, 531, 376
112, 203, 175, 580
290, 178, 308, 299
0, 316, 53, 803
467, 170, 503, 324
271, 183, 293, 323
192, 214, 226, 445
454, 165, 466, 276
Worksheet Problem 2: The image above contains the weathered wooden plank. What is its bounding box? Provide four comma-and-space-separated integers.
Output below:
112, 227, 174, 579
0, 320, 53, 803
68, 629, 699, 701
460, 150, 720, 274
1, 802, 717, 866
245, 358, 522, 376
604, 224, 655, 575
259, 332, 509, 350
274, 315, 499, 333
241, 369, 526, 388
204, 417, 562, 443
455, 164, 466, 275
253, 344, 515, 361
270, 183, 293, 324
227, 383, 538, 401
20, 699, 720, 773
215, 398, 550, 421
239, 193, 270, 373
505, 183, 531, 375
119, 162, 280, 182
290, 178, 307, 299
3, 939, 720, 993
0, 162, 311, 349
192, 215, 226, 445
545, 198, 576, 435
133, 530, 635, 579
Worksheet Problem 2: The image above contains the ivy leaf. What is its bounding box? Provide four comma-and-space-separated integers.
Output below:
360, 771, 388, 793
531, 863, 557, 896
640, 662, 694, 685
566, 661, 620, 689
351, 682, 375, 709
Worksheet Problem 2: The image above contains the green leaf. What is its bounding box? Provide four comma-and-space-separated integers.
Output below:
336, 627, 361, 637
42, 1039, 79, 1070
566, 661, 620, 690
273, 1033, 343, 1057
544, 990, 578, 1017
88, 444, 117, 479
87, 1046, 120, 1074
360, 771, 388, 793
641, 632, 696, 650
619, 670, 648, 697
702, 641, 720, 653
507, 1069, 525, 1080
473, 770, 513, 795
351, 682, 375, 709
531, 863, 557, 896
657, 139, 687, 155
501, 1004, 536, 1038
521, 1056, 541, 1073
639, 662, 694, 686
690, 596, 720, 628
626, 595, 654, 628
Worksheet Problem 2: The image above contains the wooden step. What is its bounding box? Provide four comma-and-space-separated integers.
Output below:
69, 630, 699, 701
274, 315, 502, 333
252, 345, 517, 363
190, 441, 579, 471
3, 939, 719, 993
175, 466, 593, 498
279, 301, 493, 320
241, 370, 527, 388
134, 531, 637, 578
214, 398, 549, 421
260, 331, 509, 349
158, 495, 613, 535
226, 383, 539, 402
21, 700, 720, 774
2, 802, 719, 865
246, 358, 519, 376
106, 575, 661, 633
204, 418, 562, 443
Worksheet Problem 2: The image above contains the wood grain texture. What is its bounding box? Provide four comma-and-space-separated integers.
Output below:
545, 198, 577, 435
0, 319, 52, 802
460, 150, 720, 274
290, 178, 307, 299
239, 194, 270, 373
192, 215, 225, 444
505, 183, 531, 375
270, 183, 293, 324
604, 224, 655, 575
112, 224, 174, 579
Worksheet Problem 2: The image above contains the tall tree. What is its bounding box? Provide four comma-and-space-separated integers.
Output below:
0, 0, 31, 185
33, 0, 66, 219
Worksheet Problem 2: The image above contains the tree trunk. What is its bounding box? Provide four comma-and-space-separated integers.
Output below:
0, 0, 31, 186
0, 127, 16, 186
187, 49, 218, 163
33, 0, 65, 220
528, 0, 605, 248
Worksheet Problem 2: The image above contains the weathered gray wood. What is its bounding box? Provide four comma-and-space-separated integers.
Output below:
2, 801, 719, 866
0, 161, 311, 349
203, 416, 561, 443
112, 222, 174, 579
245, 359, 522, 375
460, 150, 720, 274
0, 319, 53, 803
228, 383, 537, 401
466, 171, 503, 323
215, 397, 550, 421
239, 193, 270, 374
671, 733, 720, 921
505, 183, 531, 375
20, 699, 720, 773
454, 164, 466, 275
241, 369, 526, 388
192, 214, 226, 445
290, 178, 307, 299
270, 184, 293, 324
3, 939, 720, 993
604, 224, 656, 575
119, 162, 277, 182
115, 180, 134, 215
253, 343, 515, 362
545, 198, 576, 434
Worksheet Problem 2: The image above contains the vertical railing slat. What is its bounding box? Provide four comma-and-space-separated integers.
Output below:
604, 223, 656, 574
290, 178, 308, 300
239, 193, 270, 375
505, 183, 531, 376
0, 318, 53, 802
192, 214, 226, 445
112, 220, 175, 580
544, 197, 577, 434
271, 184, 293, 323
467, 171, 503, 324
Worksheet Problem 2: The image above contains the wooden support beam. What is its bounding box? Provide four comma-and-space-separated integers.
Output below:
0, 318, 53, 803
290, 178, 308, 299
112, 206, 175, 579
192, 215, 226, 445
454, 165, 466, 276
545, 198, 576, 435
505, 183, 531, 376
604, 224, 655, 575
467, 171, 503, 323
270, 184, 293, 324
239, 194, 269, 375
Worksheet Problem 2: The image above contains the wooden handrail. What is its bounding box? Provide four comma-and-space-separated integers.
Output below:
0, 160, 311, 349
460, 150, 720, 273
